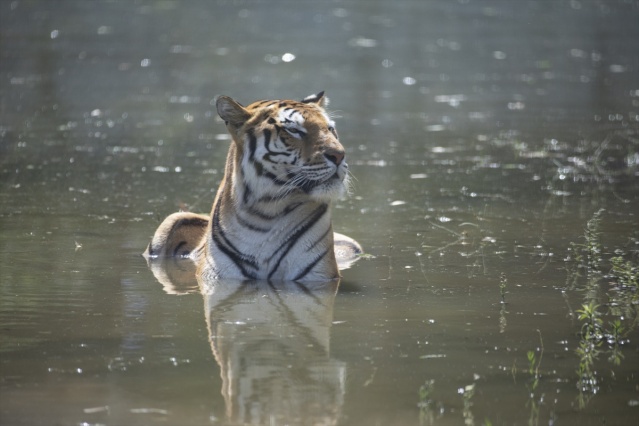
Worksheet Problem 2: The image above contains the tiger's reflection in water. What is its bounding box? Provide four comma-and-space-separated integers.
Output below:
146, 259, 346, 425
203, 279, 345, 425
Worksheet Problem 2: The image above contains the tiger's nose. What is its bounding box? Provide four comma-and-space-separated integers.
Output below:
324, 148, 345, 166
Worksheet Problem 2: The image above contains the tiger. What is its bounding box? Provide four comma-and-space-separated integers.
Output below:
144, 92, 362, 283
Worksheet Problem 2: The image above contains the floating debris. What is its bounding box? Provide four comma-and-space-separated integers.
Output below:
130, 408, 169, 415
83, 406, 109, 414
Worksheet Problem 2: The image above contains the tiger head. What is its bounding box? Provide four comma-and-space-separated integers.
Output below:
216, 92, 349, 203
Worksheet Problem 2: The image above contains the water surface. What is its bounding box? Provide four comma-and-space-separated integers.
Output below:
1, 1, 638, 425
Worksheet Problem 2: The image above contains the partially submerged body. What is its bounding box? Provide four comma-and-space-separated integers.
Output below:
144, 92, 362, 285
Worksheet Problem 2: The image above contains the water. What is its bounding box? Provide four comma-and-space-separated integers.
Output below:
1, 1, 638, 425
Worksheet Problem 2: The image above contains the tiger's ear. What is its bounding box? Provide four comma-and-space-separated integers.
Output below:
216, 96, 250, 127
302, 91, 327, 107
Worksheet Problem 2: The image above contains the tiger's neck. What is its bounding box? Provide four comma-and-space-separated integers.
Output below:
203, 153, 338, 282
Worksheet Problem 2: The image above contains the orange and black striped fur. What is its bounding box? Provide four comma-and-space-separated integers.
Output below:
144, 92, 362, 282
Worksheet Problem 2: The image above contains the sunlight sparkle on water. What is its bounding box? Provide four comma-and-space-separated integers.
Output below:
402, 77, 416, 85
281, 53, 296, 62
348, 37, 378, 48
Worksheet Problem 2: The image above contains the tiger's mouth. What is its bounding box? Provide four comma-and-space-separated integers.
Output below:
299, 171, 344, 195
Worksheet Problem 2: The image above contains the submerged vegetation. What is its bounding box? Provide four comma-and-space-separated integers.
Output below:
421, 129, 637, 423
565, 208, 638, 408
417, 379, 438, 426
413, 130, 638, 424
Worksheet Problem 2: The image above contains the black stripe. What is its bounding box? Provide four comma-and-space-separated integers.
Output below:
151, 216, 208, 257
236, 213, 270, 233
247, 206, 277, 221
293, 248, 330, 282
263, 130, 277, 154
263, 170, 288, 186
268, 204, 328, 279
257, 194, 279, 203
211, 201, 258, 278
246, 201, 303, 222
282, 202, 303, 216
264, 152, 293, 164
242, 183, 252, 205
264, 131, 293, 157
173, 241, 187, 257
308, 226, 332, 251
263, 129, 272, 146
247, 129, 257, 161
262, 129, 293, 162
212, 207, 257, 268
254, 161, 264, 176
169, 217, 209, 235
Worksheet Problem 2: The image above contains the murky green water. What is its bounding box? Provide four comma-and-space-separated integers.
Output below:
2, 1, 638, 425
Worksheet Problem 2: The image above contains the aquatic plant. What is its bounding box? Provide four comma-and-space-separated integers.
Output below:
460, 382, 475, 426
499, 272, 507, 304
610, 256, 639, 289
499, 302, 508, 335
577, 301, 604, 341
584, 209, 604, 273
498, 273, 508, 333
608, 256, 639, 327
417, 379, 437, 426
564, 209, 638, 409
606, 319, 625, 366
575, 301, 603, 407
525, 331, 544, 426
566, 209, 604, 281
